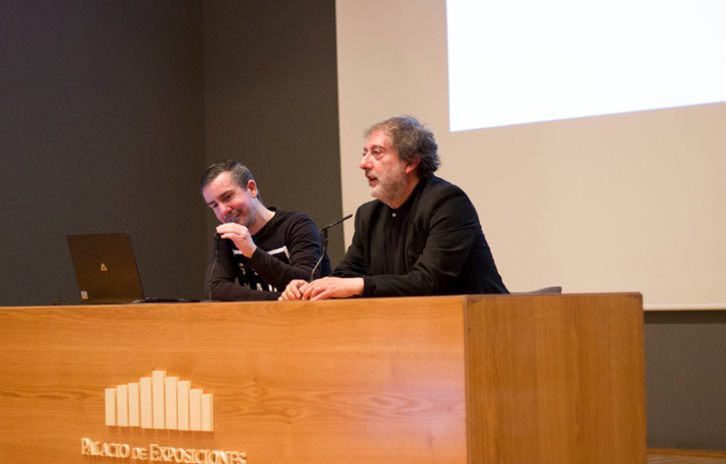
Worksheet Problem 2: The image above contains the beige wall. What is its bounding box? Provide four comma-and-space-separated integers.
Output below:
336, 0, 726, 306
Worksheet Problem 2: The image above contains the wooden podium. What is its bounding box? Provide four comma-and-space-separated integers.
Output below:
0, 294, 645, 463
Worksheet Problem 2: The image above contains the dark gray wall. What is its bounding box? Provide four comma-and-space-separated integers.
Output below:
202, 0, 344, 264
644, 312, 726, 450
0, 0, 342, 305
0, 0, 207, 305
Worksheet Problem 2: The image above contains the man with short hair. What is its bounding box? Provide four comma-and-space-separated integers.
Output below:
280, 116, 507, 300
201, 160, 330, 300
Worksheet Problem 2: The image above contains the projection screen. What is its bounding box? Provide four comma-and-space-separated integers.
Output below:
335, 0, 726, 308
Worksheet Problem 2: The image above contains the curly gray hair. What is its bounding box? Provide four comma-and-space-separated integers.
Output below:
365, 116, 440, 180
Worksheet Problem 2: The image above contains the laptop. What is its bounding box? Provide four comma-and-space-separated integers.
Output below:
66, 232, 193, 304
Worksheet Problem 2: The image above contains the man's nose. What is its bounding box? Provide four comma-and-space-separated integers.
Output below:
219, 203, 232, 217
359, 153, 371, 170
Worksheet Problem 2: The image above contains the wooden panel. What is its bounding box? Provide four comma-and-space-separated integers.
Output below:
464, 293, 646, 463
0, 297, 468, 464
0, 294, 645, 463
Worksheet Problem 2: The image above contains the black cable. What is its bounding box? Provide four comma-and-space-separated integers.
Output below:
206, 234, 221, 301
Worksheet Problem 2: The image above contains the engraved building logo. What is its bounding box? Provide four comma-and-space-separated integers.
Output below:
104, 370, 214, 432
83, 370, 247, 462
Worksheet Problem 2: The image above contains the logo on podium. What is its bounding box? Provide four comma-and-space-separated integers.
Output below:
104, 370, 214, 432
83, 370, 248, 462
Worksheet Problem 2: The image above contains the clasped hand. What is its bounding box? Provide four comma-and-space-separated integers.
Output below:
279, 277, 364, 301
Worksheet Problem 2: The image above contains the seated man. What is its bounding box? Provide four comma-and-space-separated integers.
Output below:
280, 116, 507, 301
201, 160, 330, 300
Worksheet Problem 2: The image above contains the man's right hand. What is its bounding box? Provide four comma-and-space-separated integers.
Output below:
216, 222, 257, 258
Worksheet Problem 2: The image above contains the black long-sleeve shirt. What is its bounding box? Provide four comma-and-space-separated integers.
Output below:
208, 208, 330, 300
333, 176, 507, 296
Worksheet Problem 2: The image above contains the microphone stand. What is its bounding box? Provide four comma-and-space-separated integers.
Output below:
206, 234, 221, 301
310, 229, 329, 282
309, 214, 352, 282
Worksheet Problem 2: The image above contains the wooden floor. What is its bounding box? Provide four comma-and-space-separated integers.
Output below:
648, 450, 726, 463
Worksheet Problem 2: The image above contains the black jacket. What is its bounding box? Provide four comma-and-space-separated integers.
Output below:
333, 176, 507, 296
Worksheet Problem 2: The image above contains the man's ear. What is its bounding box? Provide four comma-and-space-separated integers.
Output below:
405, 155, 421, 175
246, 179, 259, 198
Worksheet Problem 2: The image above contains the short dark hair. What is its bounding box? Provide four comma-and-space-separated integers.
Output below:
365, 115, 440, 180
199, 160, 255, 191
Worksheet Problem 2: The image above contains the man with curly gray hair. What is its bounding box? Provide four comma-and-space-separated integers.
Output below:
281, 116, 507, 300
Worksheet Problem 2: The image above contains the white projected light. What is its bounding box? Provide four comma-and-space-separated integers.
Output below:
447, 0, 726, 131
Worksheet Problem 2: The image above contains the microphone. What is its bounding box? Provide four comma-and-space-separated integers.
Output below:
309, 214, 352, 282
320, 214, 352, 232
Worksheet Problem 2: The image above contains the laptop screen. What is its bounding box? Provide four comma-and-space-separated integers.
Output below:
66, 232, 145, 304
